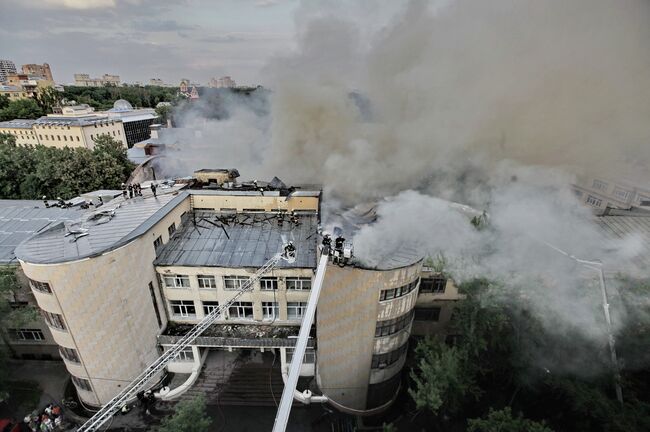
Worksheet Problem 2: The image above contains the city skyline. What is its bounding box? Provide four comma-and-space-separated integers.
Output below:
0, 0, 302, 86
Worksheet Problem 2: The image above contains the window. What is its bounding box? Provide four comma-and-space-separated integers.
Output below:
613, 187, 631, 200
149, 282, 162, 328
8, 328, 44, 341
43, 311, 66, 331
174, 347, 194, 362
63, 135, 67, 141
197, 275, 217, 289
420, 277, 446, 294
71, 375, 92, 392
76, 136, 80, 141
202, 301, 220, 316
592, 179, 608, 191
163, 274, 190, 289
57, 135, 60, 141
228, 301, 253, 319
414, 307, 441, 321
59, 347, 80, 363
262, 302, 279, 320
260, 277, 278, 290
168, 223, 176, 236
286, 348, 315, 364
586, 195, 603, 207
28, 278, 52, 294
379, 278, 419, 301
153, 235, 163, 251
223, 276, 250, 291
287, 302, 307, 320
286, 277, 311, 290
375, 310, 415, 337
170, 300, 196, 318
38, 134, 42, 140
371, 342, 408, 369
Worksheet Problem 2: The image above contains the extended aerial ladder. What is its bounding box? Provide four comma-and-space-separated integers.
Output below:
76, 251, 291, 432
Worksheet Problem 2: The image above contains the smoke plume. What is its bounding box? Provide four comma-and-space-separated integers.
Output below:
168, 0, 650, 372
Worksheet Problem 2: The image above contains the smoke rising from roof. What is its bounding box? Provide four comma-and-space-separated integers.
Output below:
169, 0, 650, 373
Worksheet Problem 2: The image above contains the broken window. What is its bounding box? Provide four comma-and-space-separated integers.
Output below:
286, 277, 311, 290
163, 275, 190, 289
287, 302, 307, 320
228, 301, 254, 319
224, 276, 250, 291
262, 301, 279, 320
260, 277, 278, 290
170, 300, 196, 318
197, 275, 217, 289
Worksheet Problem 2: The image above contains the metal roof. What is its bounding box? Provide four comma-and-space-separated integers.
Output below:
15, 188, 187, 264
154, 211, 318, 269
0, 119, 37, 129
0, 202, 79, 264
595, 209, 650, 269
34, 116, 122, 127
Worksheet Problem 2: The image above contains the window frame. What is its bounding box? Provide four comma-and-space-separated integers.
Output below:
223, 276, 250, 291
228, 301, 254, 319
42, 311, 66, 331
260, 277, 278, 291
29, 278, 52, 294
197, 275, 217, 289
71, 375, 92, 392
169, 300, 196, 318
262, 301, 279, 320
287, 302, 307, 320
8, 328, 45, 341
202, 301, 220, 316
168, 222, 176, 237
414, 306, 442, 322
59, 346, 81, 363
286, 277, 312, 291
163, 274, 190, 289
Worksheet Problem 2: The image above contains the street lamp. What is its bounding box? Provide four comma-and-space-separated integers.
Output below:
540, 240, 623, 405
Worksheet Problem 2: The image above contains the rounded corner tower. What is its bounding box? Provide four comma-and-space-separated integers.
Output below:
316, 250, 423, 415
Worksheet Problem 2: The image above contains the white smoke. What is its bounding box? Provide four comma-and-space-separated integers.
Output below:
166, 0, 650, 371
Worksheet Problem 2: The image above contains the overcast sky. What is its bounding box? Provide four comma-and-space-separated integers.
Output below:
0, 0, 301, 86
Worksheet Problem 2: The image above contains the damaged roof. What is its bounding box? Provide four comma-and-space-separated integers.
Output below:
154, 211, 318, 269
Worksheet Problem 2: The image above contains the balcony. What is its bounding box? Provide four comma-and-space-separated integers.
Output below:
158, 323, 315, 349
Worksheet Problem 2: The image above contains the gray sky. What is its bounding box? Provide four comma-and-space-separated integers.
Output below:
0, 0, 301, 86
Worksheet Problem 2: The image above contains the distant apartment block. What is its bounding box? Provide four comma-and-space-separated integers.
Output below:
209, 76, 236, 88
573, 176, 650, 210
22, 63, 53, 81
149, 78, 164, 86
0, 59, 17, 83
74, 73, 121, 87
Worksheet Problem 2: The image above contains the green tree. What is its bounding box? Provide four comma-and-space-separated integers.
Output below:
155, 104, 171, 124
35, 86, 62, 114
157, 395, 211, 432
410, 337, 479, 415
0, 98, 44, 121
0, 94, 9, 110
0, 266, 39, 399
467, 407, 553, 432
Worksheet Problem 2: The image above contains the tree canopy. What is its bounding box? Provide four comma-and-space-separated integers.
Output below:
157, 395, 211, 432
61, 85, 179, 111
0, 133, 134, 200
0, 98, 44, 122
467, 407, 553, 432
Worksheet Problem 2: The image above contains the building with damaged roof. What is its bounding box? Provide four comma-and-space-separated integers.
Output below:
13, 174, 464, 415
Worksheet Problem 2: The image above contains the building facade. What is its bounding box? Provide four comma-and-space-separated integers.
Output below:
208, 76, 236, 88
573, 176, 650, 210
0, 59, 17, 83
15, 182, 463, 412
22, 63, 53, 81
73, 73, 121, 87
